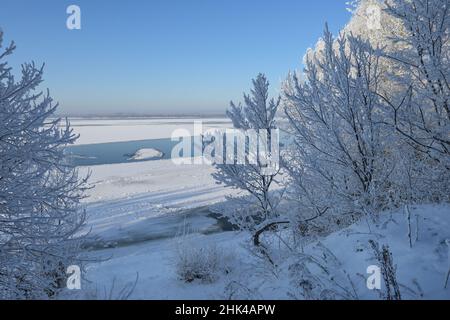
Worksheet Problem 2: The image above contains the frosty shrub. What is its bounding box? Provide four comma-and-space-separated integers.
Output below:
175, 242, 234, 284
223, 279, 262, 300
369, 240, 401, 300
288, 242, 358, 300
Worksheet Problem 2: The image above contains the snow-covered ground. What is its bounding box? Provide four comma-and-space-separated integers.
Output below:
292, 204, 450, 300
65, 118, 449, 300
78, 158, 241, 249
75, 203, 450, 300
79, 157, 236, 205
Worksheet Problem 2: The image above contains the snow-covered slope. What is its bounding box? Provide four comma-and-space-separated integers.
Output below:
75, 204, 450, 299
292, 204, 450, 299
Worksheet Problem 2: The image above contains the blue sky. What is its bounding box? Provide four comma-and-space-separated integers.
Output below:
0, 0, 351, 115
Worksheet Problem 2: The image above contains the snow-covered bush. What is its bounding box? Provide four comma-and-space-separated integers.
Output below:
223, 278, 263, 300
288, 242, 358, 300
0, 30, 89, 299
369, 240, 401, 300
175, 242, 234, 284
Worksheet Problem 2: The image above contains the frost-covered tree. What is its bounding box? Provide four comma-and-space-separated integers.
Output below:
0, 31, 89, 299
212, 74, 283, 248
371, 0, 450, 203
298, 0, 449, 205
283, 25, 396, 220
381, 0, 449, 163
344, 0, 406, 44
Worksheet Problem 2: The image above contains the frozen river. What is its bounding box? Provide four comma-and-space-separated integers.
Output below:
65, 136, 201, 166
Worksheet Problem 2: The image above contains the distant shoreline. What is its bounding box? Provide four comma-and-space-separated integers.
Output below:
53, 114, 227, 120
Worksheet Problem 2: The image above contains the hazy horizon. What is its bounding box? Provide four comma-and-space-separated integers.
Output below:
56, 111, 228, 118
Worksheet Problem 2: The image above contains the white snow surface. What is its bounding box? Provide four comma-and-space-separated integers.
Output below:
79, 158, 236, 205
67, 117, 232, 145
77, 156, 241, 251
71, 203, 450, 300
300, 204, 450, 300
128, 148, 163, 160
